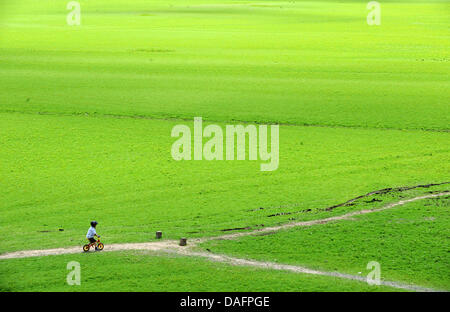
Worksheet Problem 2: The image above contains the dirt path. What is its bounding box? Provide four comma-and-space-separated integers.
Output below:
0, 241, 180, 260
202, 192, 449, 241
173, 249, 441, 292
0, 192, 448, 292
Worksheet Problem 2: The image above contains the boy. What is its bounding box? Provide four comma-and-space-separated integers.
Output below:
86, 221, 101, 251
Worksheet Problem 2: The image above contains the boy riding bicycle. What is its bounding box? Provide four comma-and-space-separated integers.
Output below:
86, 221, 101, 251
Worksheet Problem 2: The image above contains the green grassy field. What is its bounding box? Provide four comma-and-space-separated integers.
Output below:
0, 0, 449, 291
1, 0, 449, 130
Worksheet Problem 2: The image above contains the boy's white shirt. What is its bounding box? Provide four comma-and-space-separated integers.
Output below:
86, 226, 97, 238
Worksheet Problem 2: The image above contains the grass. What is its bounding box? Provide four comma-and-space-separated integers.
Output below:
0, 112, 448, 253
0, 0, 449, 291
0, 0, 449, 130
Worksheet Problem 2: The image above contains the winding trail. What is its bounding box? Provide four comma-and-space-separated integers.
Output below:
1, 191, 448, 292
202, 192, 449, 241
173, 250, 441, 292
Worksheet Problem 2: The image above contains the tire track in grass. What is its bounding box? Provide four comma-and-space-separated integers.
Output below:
0, 192, 448, 292
2, 109, 449, 133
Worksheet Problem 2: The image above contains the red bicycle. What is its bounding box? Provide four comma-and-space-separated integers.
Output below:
83, 237, 104, 252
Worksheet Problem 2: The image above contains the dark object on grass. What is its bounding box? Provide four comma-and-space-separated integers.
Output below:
156, 231, 162, 239
179, 238, 187, 246
220, 226, 251, 232
364, 198, 382, 203
59, 229, 64, 231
